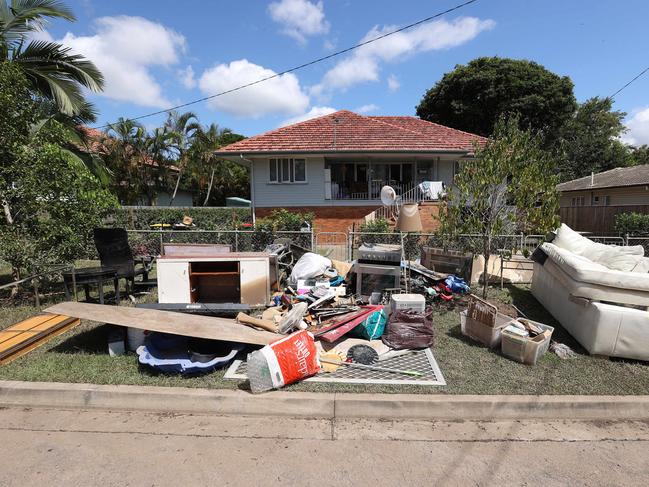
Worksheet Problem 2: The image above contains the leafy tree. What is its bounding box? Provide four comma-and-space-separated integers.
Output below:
0, 61, 116, 283
556, 97, 632, 181
416, 57, 576, 143
630, 145, 649, 166
0, 0, 104, 118
438, 115, 560, 297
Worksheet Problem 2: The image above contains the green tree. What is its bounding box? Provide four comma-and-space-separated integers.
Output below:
164, 111, 200, 205
630, 145, 649, 166
187, 124, 248, 206
439, 115, 560, 297
416, 57, 576, 143
556, 97, 632, 181
101, 118, 163, 205
0, 62, 116, 283
0, 0, 104, 118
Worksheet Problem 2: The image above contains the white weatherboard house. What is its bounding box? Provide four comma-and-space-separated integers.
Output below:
216, 110, 485, 233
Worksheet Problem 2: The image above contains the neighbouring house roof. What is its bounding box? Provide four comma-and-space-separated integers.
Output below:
215, 110, 486, 156
557, 165, 649, 192
77, 126, 174, 170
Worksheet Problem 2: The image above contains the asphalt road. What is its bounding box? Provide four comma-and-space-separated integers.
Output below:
1, 407, 648, 486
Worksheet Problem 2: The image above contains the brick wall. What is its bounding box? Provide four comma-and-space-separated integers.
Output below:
256, 203, 442, 234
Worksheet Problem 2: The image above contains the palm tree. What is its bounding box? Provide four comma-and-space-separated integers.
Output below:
164, 111, 200, 205
190, 123, 234, 205
102, 118, 151, 204
0, 0, 104, 118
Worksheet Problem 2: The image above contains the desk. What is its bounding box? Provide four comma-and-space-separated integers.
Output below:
63, 266, 119, 305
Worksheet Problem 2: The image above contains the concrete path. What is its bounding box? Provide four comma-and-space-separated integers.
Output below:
1, 406, 648, 486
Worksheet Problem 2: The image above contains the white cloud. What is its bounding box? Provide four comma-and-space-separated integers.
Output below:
387, 74, 400, 92
198, 59, 310, 118
279, 106, 337, 127
623, 107, 649, 146
268, 0, 329, 44
59, 16, 186, 107
178, 65, 196, 89
355, 103, 379, 114
312, 16, 495, 95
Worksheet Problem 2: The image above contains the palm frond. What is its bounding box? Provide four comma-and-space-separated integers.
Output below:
1, 0, 75, 48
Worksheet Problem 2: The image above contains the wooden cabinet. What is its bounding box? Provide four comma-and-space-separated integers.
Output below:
157, 254, 270, 305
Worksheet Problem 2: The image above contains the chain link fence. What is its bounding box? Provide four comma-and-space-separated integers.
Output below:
126, 229, 313, 256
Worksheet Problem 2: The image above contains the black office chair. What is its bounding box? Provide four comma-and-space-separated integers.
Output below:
93, 228, 154, 294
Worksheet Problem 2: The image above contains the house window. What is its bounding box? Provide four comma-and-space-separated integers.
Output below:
269, 158, 307, 183
571, 196, 585, 207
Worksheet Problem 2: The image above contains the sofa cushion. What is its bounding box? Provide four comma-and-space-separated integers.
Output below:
541, 242, 649, 292
553, 224, 644, 260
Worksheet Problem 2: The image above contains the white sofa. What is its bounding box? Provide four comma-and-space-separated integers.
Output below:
531, 224, 649, 361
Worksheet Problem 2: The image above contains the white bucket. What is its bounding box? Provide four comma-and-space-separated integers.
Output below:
127, 328, 148, 351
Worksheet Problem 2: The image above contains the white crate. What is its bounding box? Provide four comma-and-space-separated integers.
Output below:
390, 294, 426, 314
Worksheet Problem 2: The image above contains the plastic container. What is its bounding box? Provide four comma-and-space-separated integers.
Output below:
127, 327, 148, 351
459, 309, 511, 348
390, 294, 426, 314
501, 320, 554, 365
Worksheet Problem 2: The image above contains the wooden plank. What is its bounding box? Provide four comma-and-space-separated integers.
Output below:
0, 314, 71, 346
45, 302, 281, 346
0, 315, 75, 354
0, 317, 81, 364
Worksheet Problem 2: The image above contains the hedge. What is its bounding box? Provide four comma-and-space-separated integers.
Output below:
614, 212, 649, 236
105, 206, 253, 230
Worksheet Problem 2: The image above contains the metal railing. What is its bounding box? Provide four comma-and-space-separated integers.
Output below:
0, 264, 74, 306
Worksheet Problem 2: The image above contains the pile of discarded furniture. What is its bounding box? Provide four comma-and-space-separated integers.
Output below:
9, 222, 649, 388
36, 239, 473, 390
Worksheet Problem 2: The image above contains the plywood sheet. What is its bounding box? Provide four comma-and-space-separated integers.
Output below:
45, 302, 280, 346
0, 314, 81, 364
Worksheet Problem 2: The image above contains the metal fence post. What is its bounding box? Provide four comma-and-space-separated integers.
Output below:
235, 230, 239, 252
310, 230, 315, 251
159, 230, 163, 255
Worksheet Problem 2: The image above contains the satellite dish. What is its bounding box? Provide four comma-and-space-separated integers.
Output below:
380, 185, 398, 206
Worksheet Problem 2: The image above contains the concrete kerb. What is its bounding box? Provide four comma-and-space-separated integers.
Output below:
2, 381, 649, 420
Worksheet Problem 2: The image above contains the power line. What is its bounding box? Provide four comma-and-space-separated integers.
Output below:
93, 0, 480, 130
610, 66, 649, 99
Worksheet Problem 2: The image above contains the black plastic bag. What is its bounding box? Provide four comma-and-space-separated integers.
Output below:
382, 308, 434, 350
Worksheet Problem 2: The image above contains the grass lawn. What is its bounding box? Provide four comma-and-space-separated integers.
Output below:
1, 261, 649, 394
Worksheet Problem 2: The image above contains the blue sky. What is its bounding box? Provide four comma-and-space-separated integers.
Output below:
38, 0, 649, 144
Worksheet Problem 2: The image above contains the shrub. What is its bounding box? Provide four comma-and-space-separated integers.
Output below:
615, 212, 649, 235
360, 217, 392, 233
106, 206, 253, 230
255, 208, 314, 232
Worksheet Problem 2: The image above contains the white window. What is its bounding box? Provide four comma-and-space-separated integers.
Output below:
269, 158, 307, 183
571, 196, 585, 207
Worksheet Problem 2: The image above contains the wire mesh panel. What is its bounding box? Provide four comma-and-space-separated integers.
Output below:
315, 232, 349, 261
627, 236, 649, 255
224, 348, 446, 386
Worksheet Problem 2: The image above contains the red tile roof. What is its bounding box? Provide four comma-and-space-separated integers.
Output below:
216, 110, 486, 155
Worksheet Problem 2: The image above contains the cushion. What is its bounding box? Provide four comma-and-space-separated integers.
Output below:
542, 242, 649, 291
553, 224, 644, 264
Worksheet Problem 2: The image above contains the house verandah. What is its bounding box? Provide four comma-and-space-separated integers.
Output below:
215, 110, 485, 234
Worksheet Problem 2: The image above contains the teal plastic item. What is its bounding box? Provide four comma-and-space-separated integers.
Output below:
350, 309, 387, 340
